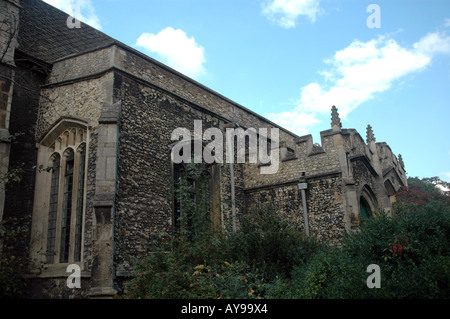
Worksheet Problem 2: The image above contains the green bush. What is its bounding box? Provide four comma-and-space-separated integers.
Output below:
226, 207, 322, 281
0, 217, 31, 298
124, 205, 318, 299
124, 235, 267, 299
125, 174, 449, 299
266, 244, 364, 299
273, 202, 450, 299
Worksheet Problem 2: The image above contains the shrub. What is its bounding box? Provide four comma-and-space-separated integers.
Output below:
281, 203, 450, 299
0, 217, 31, 298
124, 235, 267, 299
225, 207, 322, 282
125, 172, 449, 299
266, 244, 364, 299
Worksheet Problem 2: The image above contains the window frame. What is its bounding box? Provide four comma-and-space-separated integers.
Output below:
30, 119, 89, 272
170, 139, 222, 236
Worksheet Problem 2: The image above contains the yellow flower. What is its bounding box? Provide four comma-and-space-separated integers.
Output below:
224, 261, 230, 266
194, 264, 204, 270
193, 270, 200, 276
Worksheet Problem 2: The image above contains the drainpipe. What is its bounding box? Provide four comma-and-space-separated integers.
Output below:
225, 122, 239, 233
298, 182, 310, 236
229, 161, 236, 233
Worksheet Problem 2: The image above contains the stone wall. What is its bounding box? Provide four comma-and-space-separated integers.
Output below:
45, 43, 298, 145
5, 59, 45, 213
0, 65, 13, 222
36, 73, 114, 139
114, 45, 297, 144
0, 0, 19, 67
244, 173, 346, 243
112, 72, 244, 276
30, 73, 114, 276
306, 174, 345, 242
245, 184, 304, 229
0, 0, 19, 223
48, 46, 115, 84
0, 67, 13, 130
1, 60, 47, 283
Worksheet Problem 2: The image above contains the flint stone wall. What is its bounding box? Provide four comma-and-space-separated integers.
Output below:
112, 72, 245, 276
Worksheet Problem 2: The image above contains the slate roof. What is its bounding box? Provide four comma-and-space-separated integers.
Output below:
17, 0, 115, 64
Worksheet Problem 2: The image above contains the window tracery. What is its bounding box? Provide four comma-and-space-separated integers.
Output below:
44, 127, 87, 264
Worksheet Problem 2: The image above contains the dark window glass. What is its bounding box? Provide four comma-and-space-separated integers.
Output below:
60, 150, 74, 263
46, 154, 60, 264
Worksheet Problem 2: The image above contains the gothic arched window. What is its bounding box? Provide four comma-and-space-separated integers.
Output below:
171, 140, 222, 238
173, 162, 212, 237
43, 125, 87, 264
359, 185, 378, 220
359, 196, 372, 219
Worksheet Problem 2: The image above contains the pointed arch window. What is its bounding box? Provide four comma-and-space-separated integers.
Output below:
173, 162, 212, 236
359, 197, 372, 219
359, 185, 378, 220
171, 142, 222, 237
44, 126, 88, 264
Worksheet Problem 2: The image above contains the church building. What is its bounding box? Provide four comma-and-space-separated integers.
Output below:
0, 0, 407, 298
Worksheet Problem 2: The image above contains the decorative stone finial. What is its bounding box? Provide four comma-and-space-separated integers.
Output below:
366, 125, 375, 143
398, 154, 405, 168
331, 105, 342, 130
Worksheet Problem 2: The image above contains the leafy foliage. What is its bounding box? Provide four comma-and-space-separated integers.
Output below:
125, 176, 450, 299
395, 177, 450, 210
268, 177, 450, 299
125, 163, 319, 298
226, 206, 322, 281
0, 217, 31, 298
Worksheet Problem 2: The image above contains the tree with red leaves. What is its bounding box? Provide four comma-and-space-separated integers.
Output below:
395, 177, 450, 208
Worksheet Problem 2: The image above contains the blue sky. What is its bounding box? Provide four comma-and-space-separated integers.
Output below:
44, 0, 450, 182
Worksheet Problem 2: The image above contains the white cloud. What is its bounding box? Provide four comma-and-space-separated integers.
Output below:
414, 32, 450, 55
262, 0, 322, 28
136, 27, 206, 80
43, 0, 101, 30
267, 31, 450, 135
265, 110, 320, 136
443, 172, 450, 182
444, 18, 450, 27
